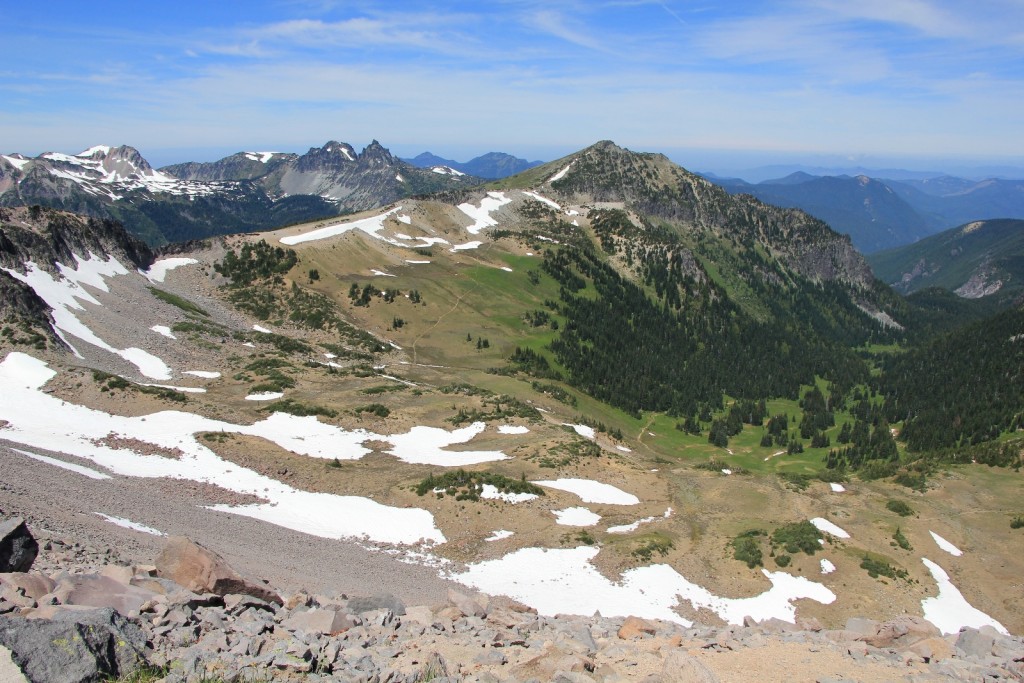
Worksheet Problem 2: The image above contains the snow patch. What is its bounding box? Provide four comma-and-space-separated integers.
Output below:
384, 422, 508, 466
280, 207, 405, 246
370, 269, 396, 277
11, 447, 111, 480
533, 478, 639, 505
0, 352, 444, 546
810, 518, 850, 539
3, 255, 171, 379
523, 191, 561, 210
245, 391, 283, 401
497, 425, 529, 434
829, 483, 846, 492
95, 513, 165, 536
563, 423, 595, 439
252, 325, 272, 333
485, 530, 515, 542
553, 507, 601, 527
480, 485, 538, 504
929, 531, 963, 556
151, 325, 175, 339
457, 192, 511, 234
921, 558, 1007, 635
451, 241, 482, 251
820, 559, 836, 574
549, 161, 574, 182
454, 546, 835, 626
2, 155, 30, 170
183, 371, 220, 379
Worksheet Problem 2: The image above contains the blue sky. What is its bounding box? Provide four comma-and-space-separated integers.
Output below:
3, 1, 1023, 174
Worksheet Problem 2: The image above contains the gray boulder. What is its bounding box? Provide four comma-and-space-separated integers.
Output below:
0, 519, 37, 574
0, 607, 147, 683
346, 593, 406, 616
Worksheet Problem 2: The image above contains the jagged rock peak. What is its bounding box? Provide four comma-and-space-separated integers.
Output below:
361, 140, 395, 165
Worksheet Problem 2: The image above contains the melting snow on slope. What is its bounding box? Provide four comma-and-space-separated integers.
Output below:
929, 531, 963, 556
385, 422, 507, 466
549, 161, 574, 182
95, 513, 165, 536
184, 371, 220, 379
454, 546, 835, 626
280, 207, 404, 246
245, 392, 283, 401
553, 507, 601, 526
252, 325, 272, 333
151, 326, 175, 339
480, 485, 538, 504
563, 423, 596, 439
451, 241, 483, 251
244, 152, 276, 163
3, 255, 171, 379
11, 448, 111, 480
920, 558, 1007, 635
457, 192, 511, 234
0, 352, 444, 546
3, 155, 30, 170
497, 425, 529, 435
820, 559, 836, 575
533, 478, 639, 505
142, 257, 199, 283
370, 269, 396, 277
607, 508, 673, 534
485, 530, 515, 542
523, 191, 561, 210
810, 518, 850, 539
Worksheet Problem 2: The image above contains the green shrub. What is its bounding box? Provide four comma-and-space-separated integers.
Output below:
262, 399, 337, 418
148, 287, 209, 316
1011, 516, 1024, 529
892, 527, 912, 550
731, 529, 765, 568
354, 403, 390, 418
415, 470, 544, 500
631, 535, 673, 561
860, 556, 908, 580
774, 554, 792, 567
770, 521, 823, 556
886, 499, 914, 517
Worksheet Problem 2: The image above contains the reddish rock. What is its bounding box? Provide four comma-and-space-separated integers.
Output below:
0, 573, 55, 601
617, 615, 656, 639
154, 536, 281, 605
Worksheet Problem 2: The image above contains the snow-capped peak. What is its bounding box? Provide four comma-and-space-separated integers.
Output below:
245, 152, 277, 164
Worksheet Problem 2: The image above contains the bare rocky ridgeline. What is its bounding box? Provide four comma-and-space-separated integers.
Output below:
0, 518, 1021, 683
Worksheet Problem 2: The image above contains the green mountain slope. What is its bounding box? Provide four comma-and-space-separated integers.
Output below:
868, 219, 1024, 304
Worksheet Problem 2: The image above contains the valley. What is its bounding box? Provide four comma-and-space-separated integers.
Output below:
0, 141, 1021, 644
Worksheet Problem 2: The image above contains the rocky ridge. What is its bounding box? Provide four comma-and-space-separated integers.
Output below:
0, 518, 1021, 683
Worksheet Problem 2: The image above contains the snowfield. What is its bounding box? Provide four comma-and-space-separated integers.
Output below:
0, 352, 445, 545
457, 192, 511, 234
921, 558, 1007, 635
3, 255, 172, 379
280, 207, 404, 246
453, 546, 836, 626
533, 478, 640, 505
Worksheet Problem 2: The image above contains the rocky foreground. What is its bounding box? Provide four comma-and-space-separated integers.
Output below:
0, 517, 1021, 683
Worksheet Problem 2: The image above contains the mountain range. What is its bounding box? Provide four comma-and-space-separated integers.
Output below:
0, 138, 1021, 639
0, 141, 481, 246
713, 172, 1024, 254
402, 151, 543, 179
